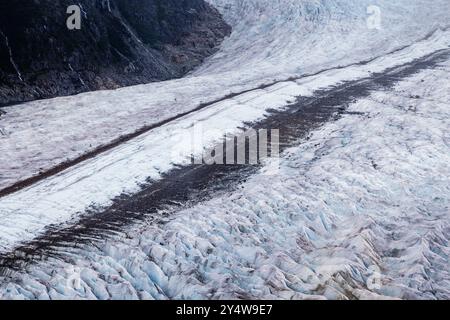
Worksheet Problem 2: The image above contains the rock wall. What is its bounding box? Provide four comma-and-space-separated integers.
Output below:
0, 0, 231, 105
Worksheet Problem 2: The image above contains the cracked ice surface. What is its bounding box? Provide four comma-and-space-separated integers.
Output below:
1, 57, 448, 300
0, 43, 449, 254
1, 0, 449, 190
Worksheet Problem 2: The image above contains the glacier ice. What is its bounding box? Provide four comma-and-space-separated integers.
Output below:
0, 52, 449, 300
0, 0, 449, 300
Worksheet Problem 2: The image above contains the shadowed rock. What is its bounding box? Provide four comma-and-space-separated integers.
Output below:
0, 0, 231, 106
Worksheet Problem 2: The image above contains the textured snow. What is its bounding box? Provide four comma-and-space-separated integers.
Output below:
0, 34, 449, 254
1, 59, 448, 300
1, 0, 449, 190
0, 0, 449, 300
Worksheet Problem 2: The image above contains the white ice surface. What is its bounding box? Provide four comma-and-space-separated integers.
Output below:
1, 58, 448, 300
0, 0, 449, 299
0, 33, 449, 254
1, 0, 449, 190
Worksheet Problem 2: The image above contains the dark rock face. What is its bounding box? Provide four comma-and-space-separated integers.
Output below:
0, 0, 231, 106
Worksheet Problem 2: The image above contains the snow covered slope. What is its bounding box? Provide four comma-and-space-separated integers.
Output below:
200, 0, 450, 79
1, 57, 448, 299
1, 0, 449, 191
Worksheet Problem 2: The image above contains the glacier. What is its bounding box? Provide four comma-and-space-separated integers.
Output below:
0, 34, 448, 255
0, 56, 448, 299
0, 0, 449, 300
1, 0, 449, 190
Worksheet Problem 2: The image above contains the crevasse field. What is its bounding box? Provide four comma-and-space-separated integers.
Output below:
0, 0, 449, 299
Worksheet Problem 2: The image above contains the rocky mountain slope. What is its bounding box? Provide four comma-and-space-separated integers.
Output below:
0, 0, 230, 105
